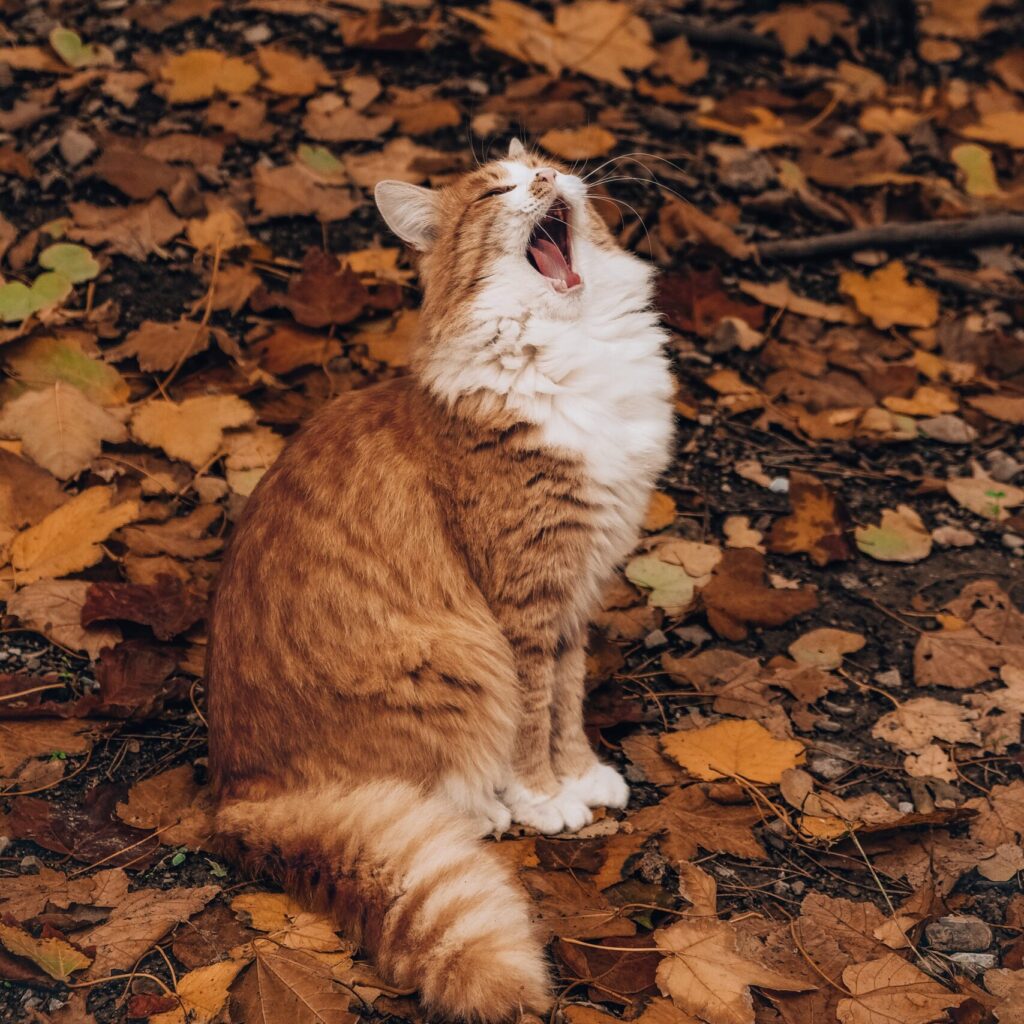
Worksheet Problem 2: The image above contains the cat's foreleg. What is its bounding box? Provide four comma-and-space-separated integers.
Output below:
550, 639, 630, 812
500, 649, 593, 834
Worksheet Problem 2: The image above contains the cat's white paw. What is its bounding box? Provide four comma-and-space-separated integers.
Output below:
470, 799, 513, 838
562, 763, 630, 810
501, 781, 593, 835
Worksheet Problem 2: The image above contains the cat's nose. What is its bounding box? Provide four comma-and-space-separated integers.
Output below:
534, 167, 557, 184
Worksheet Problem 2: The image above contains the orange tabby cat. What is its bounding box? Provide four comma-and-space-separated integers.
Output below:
207, 139, 674, 1021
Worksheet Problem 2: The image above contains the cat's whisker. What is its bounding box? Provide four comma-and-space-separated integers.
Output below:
580, 151, 695, 184
590, 174, 697, 212
585, 192, 655, 256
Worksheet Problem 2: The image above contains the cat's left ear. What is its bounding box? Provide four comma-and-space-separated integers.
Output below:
374, 180, 440, 252
508, 138, 526, 160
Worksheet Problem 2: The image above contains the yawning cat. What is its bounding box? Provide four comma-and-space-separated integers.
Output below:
207, 139, 674, 1021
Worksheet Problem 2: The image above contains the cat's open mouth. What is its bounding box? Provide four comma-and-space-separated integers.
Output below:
526, 200, 581, 293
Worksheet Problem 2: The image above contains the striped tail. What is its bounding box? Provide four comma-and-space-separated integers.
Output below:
216, 779, 551, 1022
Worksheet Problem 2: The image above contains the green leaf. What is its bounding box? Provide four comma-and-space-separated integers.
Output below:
39, 243, 100, 284
30, 271, 73, 312
0, 282, 36, 323
48, 26, 113, 69
4, 334, 129, 406
297, 144, 345, 181
625, 556, 696, 614
171, 851, 187, 867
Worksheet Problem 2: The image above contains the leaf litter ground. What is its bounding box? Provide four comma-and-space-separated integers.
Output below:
1, 2, 1024, 1023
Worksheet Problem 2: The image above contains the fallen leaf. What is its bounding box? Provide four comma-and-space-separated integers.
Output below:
967, 394, 1024, 424
82, 575, 205, 640
0, 382, 127, 480
252, 161, 358, 223
231, 939, 359, 1024
107, 319, 212, 373
855, 505, 933, 563
82, 885, 220, 977
256, 46, 330, 96
6, 580, 121, 660
837, 953, 966, 1024
457, 1, 656, 88
161, 49, 260, 104
10, 486, 140, 584
0, 719, 96, 782
767, 471, 852, 566
952, 142, 1003, 197
0, 923, 91, 982
231, 892, 345, 952
947, 465, 1024, 521
839, 262, 939, 330
67, 197, 184, 260
302, 93, 393, 143
977, 843, 1024, 882
662, 719, 805, 784
753, 2, 854, 57
151, 957, 251, 1024
655, 917, 812, 1024
643, 492, 677, 532
251, 249, 368, 328
739, 278, 860, 324
700, 548, 818, 640
130, 395, 255, 467
788, 628, 865, 670
4, 333, 127, 407
625, 556, 697, 614
872, 697, 980, 753
540, 125, 617, 160
962, 110, 1024, 149
723, 515, 764, 552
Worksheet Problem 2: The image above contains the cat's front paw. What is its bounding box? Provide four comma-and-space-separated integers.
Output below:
561, 763, 630, 810
501, 781, 593, 835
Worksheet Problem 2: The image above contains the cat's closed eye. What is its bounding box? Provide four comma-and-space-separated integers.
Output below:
476, 184, 516, 202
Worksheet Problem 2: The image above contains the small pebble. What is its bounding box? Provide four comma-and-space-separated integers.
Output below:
875, 668, 901, 688
791, 880, 806, 895
644, 629, 668, 649
808, 755, 849, 781
243, 23, 272, 43
924, 915, 993, 952
769, 477, 789, 494
1002, 534, 1023, 550
58, 127, 96, 166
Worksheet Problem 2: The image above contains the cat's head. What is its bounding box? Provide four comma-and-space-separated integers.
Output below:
374, 139, 628, 316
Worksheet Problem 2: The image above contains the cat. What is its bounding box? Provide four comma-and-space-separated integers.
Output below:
207, 139, 675, 1022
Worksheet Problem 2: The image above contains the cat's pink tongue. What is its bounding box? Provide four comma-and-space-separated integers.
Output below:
529, 239, 581, 290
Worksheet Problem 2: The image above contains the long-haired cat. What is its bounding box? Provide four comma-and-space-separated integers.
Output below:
207, 139, 674, 1022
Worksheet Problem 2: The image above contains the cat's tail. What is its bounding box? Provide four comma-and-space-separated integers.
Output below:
215, 779, 550, 1023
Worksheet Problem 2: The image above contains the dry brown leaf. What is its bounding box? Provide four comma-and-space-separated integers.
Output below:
6, 580, 121, 659
0, 922, 91, 982
0, 449, 67, 549
116, 764, 215, 850
256, 46, 331, 96
302, 92, 393, 143
766, 471, 852, 566
967, 394, 1024, 424
788, 628, 865, 670
10, 486, 140, 584
753, 2, 854, 57
82, 885, 220, 977
67, 196, 184, 260
655, 917, 812, 1024
457, 1, 656, 89
872, 696, 980, 753
839, 262, 940, 330
837, 954, 966, 1024
0, 719, 96, 781
539, 126, 617, 160
662, 719, 804, 784
231, 939, 359, 1024
130, 395, 255, 468
252, 162, 358, 223
947, 464, 1024, 521
0, 382, 128, 480
107, 319, 212, 373
659, 200, 753, 260
985, 968, 1024, 1024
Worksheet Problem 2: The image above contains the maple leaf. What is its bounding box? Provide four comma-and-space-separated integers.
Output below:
662, 719, 805, 784
251, 249, 369, 328
67, 196, 184, 260
837, 954, 966, 1024
754, 2, 855, 57
0, 381, 128, 480
256, 46, 331, 96
521, 869, 637, 940
232, 892, 347, 953
839, 262, 939, 330
160, 49, 259, 104
151, 957, 251, 1024
107, 319, 213, 373
130, 395, 255, 468
655, 917, 813, 1024
456, 0, 656, 89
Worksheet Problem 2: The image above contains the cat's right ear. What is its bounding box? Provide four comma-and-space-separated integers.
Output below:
508, 138, 526, 160
374, 181, 439, 252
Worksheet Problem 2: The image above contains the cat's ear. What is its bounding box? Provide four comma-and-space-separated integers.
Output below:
374, 181, 440, 252
508, 137, 526, 160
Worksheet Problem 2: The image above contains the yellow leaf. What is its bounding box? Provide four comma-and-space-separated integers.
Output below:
231, 892, 346, 953
839, 261, 939, 330
0, 922, 91, 982
11, 486, 139, 584
151, 958, 251, 1024
161, 49, 259, 104
951, 142, 1003, 197
643, 492, 677, 532
882, 385, 957, 417
661, 719, 805, 784
962, 110, 1024, 149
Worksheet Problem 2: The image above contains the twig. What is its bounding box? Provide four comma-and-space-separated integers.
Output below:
756, 214, 1024, 261
650, 14, 782, 55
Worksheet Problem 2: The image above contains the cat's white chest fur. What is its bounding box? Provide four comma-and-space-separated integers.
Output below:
422, 236, 675, 616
